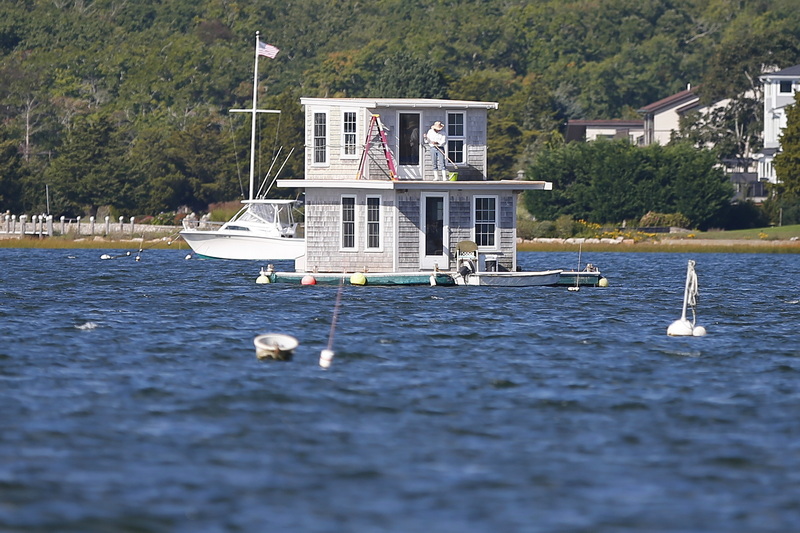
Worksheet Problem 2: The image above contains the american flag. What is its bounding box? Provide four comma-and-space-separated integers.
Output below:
257, 41, 280, 59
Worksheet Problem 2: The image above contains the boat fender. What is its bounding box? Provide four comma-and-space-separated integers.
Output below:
350, 272, 367, 286
301, 275, 317, 286
599, 277, 608, 287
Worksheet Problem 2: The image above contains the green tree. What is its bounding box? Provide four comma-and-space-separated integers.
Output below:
44, 114, 128, 217
0, 136, 25, 212
368, 51, 447, 99
774, 91, 800, 200
523, 140, 732, 229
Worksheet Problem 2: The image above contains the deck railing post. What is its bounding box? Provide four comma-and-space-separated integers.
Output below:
11, 214, 16, 234
129, 216, 135, 236
119, 216, 124, 232
76, 216, 81, 236
104, 216, 110, 235
90, 216, 95, 235
60, 216, 66, 234
47, 215, 53, 237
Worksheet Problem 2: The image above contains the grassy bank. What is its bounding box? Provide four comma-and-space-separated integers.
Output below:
0, 235, 188, 251
517, 241, 800, 254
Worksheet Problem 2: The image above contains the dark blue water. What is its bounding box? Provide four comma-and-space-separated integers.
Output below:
1, 248, 799, 532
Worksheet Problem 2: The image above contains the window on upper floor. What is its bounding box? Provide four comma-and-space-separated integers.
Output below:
447, 112, 465, 165
342, 111, 358, 158
313, 112, 327, 164
779, 81, 793, 94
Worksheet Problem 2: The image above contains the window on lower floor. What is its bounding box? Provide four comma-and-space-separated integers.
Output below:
474, 196, 497, 247
341, 196, 355, 249
366, 196, 380, 249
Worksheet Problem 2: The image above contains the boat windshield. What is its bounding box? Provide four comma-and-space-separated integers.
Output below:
239, 202, 295, 228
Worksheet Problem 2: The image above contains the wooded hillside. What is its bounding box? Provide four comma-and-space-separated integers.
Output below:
1, 0, 799, 220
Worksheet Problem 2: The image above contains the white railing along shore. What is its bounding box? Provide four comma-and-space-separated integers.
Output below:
1, 214, 177, 238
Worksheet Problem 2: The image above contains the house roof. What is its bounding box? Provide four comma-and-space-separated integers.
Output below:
637, 88, 697, 114
300, 97, 498, 110
277, 179, 552, 191
567, 119, 644, 128
760, 64, 800, 80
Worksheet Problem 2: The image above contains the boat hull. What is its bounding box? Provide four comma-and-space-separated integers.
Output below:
264, 271, 456, 286
556, 271, 605, 287
180, 230, 305, 260
453, 270, 562, 287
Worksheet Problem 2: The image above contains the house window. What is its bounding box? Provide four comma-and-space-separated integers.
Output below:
474, 196, 496, 247
341, 196, 356, 249
779, 81, 793, 94
447, 112, 465, 164
342, 111, 357, 157
313, 112, 327, 164
366, 196, 381, 249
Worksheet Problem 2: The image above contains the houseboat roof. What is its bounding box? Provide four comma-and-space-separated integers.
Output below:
276, 179, 552, 191
300, 97, 499, 110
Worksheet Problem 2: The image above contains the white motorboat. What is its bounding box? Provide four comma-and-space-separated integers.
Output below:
180, 199, 304, 260
452, 268, 563, 287
180, 32, 305, 261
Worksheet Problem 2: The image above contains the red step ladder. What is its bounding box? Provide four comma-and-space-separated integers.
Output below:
356, 114, 398, 180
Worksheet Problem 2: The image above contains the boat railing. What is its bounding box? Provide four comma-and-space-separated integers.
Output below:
181, 218, 225, 231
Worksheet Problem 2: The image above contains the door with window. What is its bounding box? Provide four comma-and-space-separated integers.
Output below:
419, 193, 449, 270
397, 112, 421, 179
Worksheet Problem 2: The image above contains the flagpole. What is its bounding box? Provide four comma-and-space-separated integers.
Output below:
248, 31, 261, 201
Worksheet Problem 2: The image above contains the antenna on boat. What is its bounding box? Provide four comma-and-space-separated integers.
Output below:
667, 259, 706, 336
259, 146, 295, 198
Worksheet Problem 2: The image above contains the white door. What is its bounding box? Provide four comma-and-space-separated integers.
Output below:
397, 112, 422, 180
419, 193, 449, 270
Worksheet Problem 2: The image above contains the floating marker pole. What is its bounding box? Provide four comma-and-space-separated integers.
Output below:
568, 243, 582, 292
320, 273, 346, 368
667, 259, 706, 337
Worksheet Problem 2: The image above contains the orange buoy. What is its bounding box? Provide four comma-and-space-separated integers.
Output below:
301, 274, 317, 285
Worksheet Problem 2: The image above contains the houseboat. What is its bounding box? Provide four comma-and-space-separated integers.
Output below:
261, 97, 559, 286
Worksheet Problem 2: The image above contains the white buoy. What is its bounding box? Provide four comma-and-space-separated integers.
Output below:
254, 333, 298, 360
568, 286, 580, 292
184, 254, 192, 260
100, 254, 111, 260
667, 259, 706, 336
319, 348, 335, 368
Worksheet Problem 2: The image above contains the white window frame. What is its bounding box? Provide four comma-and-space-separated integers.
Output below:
341, 110, 359, 159
365, 195, 382, 251
312, 110, 329, 166
447, 112, 465, 165
340, 195, 357, 250
473, 195, 498, 249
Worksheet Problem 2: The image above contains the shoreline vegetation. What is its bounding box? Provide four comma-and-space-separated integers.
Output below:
2, 225, 799, 254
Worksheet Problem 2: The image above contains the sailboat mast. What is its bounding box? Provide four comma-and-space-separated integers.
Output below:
249, 32, 261, 201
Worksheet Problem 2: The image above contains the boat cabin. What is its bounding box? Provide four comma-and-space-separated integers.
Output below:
276, 98, 551, 274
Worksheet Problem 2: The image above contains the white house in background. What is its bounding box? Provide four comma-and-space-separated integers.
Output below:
565, 119, 644, 145
757, 64, 800, 184
637, 86, 699, 146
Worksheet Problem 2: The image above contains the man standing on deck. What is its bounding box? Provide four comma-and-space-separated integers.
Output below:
426, 121, 447, 181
